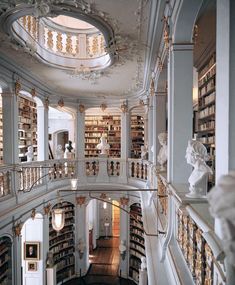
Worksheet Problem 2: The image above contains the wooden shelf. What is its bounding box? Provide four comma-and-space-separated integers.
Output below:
129, 203, 145, 283
196, 53, 216, 189
49, 201, 75, 283
85, 115, 121, 158
18, 95, 37, 162
0, 237, 12, 284
131, 115, 144, 158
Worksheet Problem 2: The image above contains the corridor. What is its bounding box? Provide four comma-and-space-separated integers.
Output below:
65, 237, 136, 285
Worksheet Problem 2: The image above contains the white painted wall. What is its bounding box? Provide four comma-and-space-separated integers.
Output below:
21, 213, 43, 285
48, 107, 75, 154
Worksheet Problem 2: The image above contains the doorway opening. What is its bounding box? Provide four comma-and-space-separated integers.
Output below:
112, 200, 120, 237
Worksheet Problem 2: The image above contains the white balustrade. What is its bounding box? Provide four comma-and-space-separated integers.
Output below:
128, 159, 149, 181
108, 158, 120, 176
0, 165, 12, 198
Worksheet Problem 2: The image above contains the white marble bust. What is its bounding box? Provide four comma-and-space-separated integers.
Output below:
185, 140, 212, 198
26, 145, 34, 162
157, 132, 167, 170
97, 135, 110, 155
141, 145, 148, 160
207, 171, 235, 266
55, 144, 64, 159
141, 256, 147, 270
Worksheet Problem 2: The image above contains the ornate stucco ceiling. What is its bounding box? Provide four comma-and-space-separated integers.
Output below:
0, 0, 153, 103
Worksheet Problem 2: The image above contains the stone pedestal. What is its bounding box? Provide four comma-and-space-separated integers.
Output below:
46, 267, 56, 285
139, 269, 148, 285
96, 154, 109, 183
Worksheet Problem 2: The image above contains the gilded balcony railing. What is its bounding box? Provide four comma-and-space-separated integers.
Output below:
18, 16, 106, 59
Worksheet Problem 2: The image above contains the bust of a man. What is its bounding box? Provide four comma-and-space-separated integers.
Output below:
207, 172, 235, 265
97, 135, 110, 155
157, 132, 167, 170
26, 145, 34, 162
141, 256, 147, 270
185, 140, 212, 198
56, 144, 64, 159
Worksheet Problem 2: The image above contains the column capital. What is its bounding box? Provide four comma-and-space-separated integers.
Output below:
1, 92, 15, 98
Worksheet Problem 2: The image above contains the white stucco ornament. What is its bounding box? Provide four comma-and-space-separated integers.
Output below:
185, 140, 213, 198
157, 132, 168, 170
97, 135, 110, 155
207, 171, 235, 266
26, 145, 34, 162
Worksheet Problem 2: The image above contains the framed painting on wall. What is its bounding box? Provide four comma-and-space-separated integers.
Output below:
24, 242, 40, 260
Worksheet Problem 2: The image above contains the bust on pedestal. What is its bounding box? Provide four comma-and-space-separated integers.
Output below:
46, 251, 56, 285
97, 135, 110, 156
96, 135, 110, 182
139, 256, 147, 285
26, 145, 34, 162
208, 172, 235, 280
185, 140, 213, 198
55, 144, 64, 159
64, 140, 75, 159
157, 133, 167, 171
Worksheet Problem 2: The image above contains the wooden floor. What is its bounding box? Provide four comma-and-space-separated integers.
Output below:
89, 238, 120, 276
65, 237, 136, 285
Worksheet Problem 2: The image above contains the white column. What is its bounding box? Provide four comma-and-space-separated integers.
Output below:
13, 234, 22, 285
152, 94, 157, 166
43, 215, 49, 284
148, 97, 153, 162
75, 203, 89, 276
75, 110, 85, 159
152, 93, 167, 166
216, 1, 235, 284
2, 91, 18, 164
167, 44, 193, 184
144, 115, 148, 147
156, 94, 167, 163
119, 204, 129, 278
37, 104, 49, 161
216, 0, 235, 179
75, 110, 86, 184
120, 111, 130, 183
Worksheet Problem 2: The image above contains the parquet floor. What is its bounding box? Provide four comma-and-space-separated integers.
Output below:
65, 237, 136, 285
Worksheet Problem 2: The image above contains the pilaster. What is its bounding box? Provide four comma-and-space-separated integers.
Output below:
75, 203, 89, 276
75, 109, 86, 184
119, 204, 129, 278
37, 104, 49, 161
167, 43, 193, 184
216, 1, 235, 283
148, 97, 153, 162
119, 111, 130, 183
2, 91, 18, 164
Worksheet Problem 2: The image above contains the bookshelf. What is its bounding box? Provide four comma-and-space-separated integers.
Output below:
131, 115, 144, 158
0, 236, 12, 285
85, 115, 121, 157
177, 208, 214, 285
129, 203, 146, 284
197, 53, 216, 187
18, 95, 37, 162
49, 202, 75, 284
